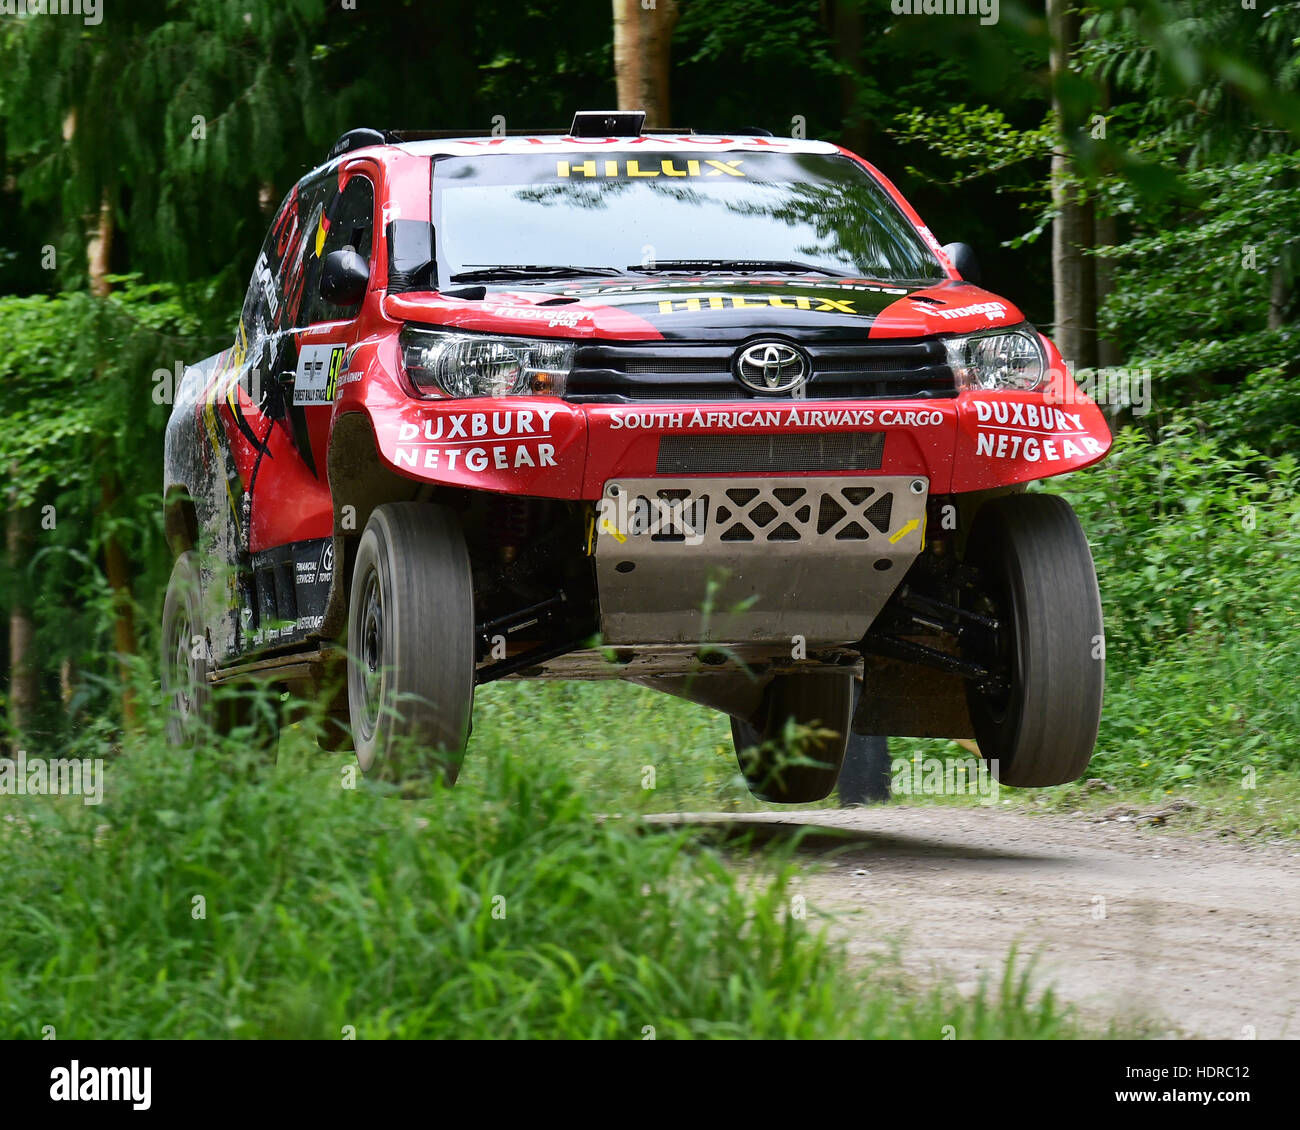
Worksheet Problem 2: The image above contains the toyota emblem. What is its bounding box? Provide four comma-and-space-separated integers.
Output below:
734, 341, 810, 394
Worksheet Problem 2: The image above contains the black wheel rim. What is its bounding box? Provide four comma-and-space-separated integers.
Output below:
356, 566, 385, 742
963, 533, 1021, 728
165, 604, 201, 741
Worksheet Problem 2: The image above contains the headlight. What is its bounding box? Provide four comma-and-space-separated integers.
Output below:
400, 326, 574, 398
944, 326, 1047, 392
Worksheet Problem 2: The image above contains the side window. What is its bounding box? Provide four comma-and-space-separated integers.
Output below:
306, 175, 376, 324
239, 175, 330, 345
240, 186, 298, 346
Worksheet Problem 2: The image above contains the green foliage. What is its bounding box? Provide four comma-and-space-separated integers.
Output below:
0, 707, 1080, 1039
1090, 639, 1300, 789
472, 679, 750, 813
1095, 156, 1300, 417
0, 279, 216, 507
1071, 4, 1300, 441
1047, 422, 1300, 786
0, 0, 615, 303
0, 1, 335, 295
890, 104, 1054, 189
1082, 0, 1300, 168
1052, 423, 1300, 664
889, 104, 1056, 248
0, 280, 222, 724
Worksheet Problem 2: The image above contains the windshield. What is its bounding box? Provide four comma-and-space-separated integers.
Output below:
431, 151, 944, 285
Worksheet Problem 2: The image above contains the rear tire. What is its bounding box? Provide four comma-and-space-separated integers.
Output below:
160, 550, 280, 760
346, 502, 476, 783
962, 493, 1104, 787
731, 672, 854, 803
837, 677, 891, 806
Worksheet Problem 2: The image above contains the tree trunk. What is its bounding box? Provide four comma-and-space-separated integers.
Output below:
87, 194, 138, 729
1092, 68, 1120, 371
100, 472, 138, 730
824, 1, 868, 154
612, 0, 679, 127
87, 195, 113, 299
1269, 260, 1290, 330
60, 657, 76, 713
1048, 0, 1097, 372
6, 477, 37, 745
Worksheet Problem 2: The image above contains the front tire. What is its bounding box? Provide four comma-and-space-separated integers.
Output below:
962, 493, 1104, 787
731, 672, 854, 803
346, 502, 476, 782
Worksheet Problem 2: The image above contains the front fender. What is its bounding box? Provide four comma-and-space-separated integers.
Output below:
333, 334, 588, 499
949, 335, 1113, 492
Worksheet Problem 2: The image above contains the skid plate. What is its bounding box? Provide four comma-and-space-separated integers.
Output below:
594, 475, 929, 644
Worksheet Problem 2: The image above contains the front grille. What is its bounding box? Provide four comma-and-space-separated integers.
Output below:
656, 432, 885, 474
625, 384, 745, 401
566, 338, 955, 403
624, 358, 725, 374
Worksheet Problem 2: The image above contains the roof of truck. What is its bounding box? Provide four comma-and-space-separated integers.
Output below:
325, 122, 844, 164
395, 134, 842, 157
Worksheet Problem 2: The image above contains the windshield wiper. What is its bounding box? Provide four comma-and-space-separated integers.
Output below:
628, 259, 852, 277
450, 264, 628, 282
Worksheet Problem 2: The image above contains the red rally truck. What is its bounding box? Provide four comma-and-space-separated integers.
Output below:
162, 111, 1111, 802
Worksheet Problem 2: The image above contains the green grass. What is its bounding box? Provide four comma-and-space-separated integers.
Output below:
11, 422, 1293, 1039
464, 633, 1300, 831
464, 679, 753, 814
1000, 770, 1300, 840
0, 698, 1085, 1039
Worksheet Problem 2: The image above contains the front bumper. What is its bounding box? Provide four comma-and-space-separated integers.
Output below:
371, 386, 1109, 499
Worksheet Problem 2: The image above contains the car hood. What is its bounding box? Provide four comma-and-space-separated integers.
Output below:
383, 275, 1029, 343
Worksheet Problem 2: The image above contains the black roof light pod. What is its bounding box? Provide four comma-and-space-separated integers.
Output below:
570, 110, 646, 138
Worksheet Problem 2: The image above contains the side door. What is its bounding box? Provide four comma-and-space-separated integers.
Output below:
237, 167, 378, 651
193, 178, 326, 663
290, 167, 378, 480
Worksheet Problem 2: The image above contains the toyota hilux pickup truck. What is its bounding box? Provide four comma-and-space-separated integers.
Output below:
162, 110, 1111, 801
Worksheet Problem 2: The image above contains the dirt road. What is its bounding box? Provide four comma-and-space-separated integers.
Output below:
653, 806, 1300, 1038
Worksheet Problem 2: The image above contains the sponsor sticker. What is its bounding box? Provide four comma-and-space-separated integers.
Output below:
556, 158, 746, 179
608, 406, 944, 430
656, 294, 860, 315
394, 444, 556, 472
333, 369, 363, 398
559, 281, 908, 297
295, 344, 345, 405
971, 399, 1105, 462
393, 409, 560, 472
297, 541, 334, 586
480, 304, 588, 330
930, 300, 1008, 322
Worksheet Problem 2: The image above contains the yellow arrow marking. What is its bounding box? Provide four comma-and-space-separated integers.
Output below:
600, 519, 628, 544
889, 518, 920, 545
